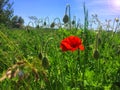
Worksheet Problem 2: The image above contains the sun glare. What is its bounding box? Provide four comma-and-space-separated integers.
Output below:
113, 0, 120, 7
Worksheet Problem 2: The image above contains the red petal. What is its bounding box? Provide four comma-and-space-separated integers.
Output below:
79, 44, 85, 51
60, 42, 72, 51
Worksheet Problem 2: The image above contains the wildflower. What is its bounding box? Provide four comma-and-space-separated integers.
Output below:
60, 36, 84, 52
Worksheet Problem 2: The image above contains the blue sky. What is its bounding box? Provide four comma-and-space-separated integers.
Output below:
10, 0, 120, 26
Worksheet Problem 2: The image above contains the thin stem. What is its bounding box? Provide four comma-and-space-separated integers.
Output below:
65, 4, 71, 30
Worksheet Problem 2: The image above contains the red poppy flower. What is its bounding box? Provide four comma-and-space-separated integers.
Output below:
60, 36, 84, 52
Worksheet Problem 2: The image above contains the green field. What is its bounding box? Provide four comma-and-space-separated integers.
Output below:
0, 27, 120, 90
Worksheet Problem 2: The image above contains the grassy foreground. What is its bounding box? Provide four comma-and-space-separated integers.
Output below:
0, 28, 120, 90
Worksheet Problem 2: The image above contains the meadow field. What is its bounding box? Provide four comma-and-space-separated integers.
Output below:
0, 25, 120, 90
0, 2, 120, 89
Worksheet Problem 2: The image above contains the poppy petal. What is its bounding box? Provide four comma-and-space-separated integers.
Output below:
60, 42, 72, 51
79, 44, 85, 51
60, 36, 85, 52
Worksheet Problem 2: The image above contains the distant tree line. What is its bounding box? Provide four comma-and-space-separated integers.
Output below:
0, 0, 24, 28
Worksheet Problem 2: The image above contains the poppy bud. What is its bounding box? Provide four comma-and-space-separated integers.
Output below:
72, 20, 75, 25
42, 57, 49, 68
38, 52, 43, 60
93, 49, 99, 60
34, 45, 37, 50
0, 42, 2, 45
115, 18, 119, 22
50, 22, 55, 28
98, 38, 101, 45
44, 22, 46, 26
63, 14, 69, 23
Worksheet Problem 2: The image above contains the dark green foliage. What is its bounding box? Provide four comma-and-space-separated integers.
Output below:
11, 15, 24, 28
0, 0, 14, 27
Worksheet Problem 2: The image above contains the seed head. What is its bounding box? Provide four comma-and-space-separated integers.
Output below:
44, 22, 46, 26
115, 18, 119, 22
93, 49, 99, 60
42, 57, 49, 69
63, 14, 69, 23
38, 52, 43, 60
50, 22, 55, 28
98, 38, 101, 45
72, 20, 75, 25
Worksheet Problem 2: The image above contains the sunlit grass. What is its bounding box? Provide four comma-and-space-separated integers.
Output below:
0, 27, 120, 89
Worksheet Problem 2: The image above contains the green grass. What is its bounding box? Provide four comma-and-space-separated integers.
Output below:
0, 28, 120, 90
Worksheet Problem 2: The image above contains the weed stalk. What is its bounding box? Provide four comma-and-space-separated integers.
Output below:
82, 3, 89, 89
